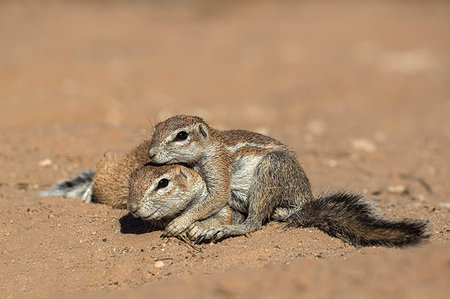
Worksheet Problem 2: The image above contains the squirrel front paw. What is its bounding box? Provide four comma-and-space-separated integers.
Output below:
162, 217, 192, 237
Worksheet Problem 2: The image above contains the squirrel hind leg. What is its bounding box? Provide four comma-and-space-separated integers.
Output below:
195, 151, 313, 243
80, 181, 94, 203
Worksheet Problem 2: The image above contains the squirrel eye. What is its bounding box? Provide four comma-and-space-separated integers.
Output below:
174, 131, 188, 141
156, 178, 169, 189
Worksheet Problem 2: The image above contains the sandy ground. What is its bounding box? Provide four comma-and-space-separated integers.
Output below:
0, 1, 449, 298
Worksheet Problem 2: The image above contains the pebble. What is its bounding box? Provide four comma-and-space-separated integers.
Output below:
154, 261, 165, 268
351, 138, 377, 153
38, 159, 52, 167
388, 185, 408, 194
326, 159, 338, 168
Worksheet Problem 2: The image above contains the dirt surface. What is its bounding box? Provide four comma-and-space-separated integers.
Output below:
0, 1, 449, 298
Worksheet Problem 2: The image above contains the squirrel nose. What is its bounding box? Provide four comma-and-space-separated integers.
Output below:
148, 148, 156, 160
128, 201, 139, 214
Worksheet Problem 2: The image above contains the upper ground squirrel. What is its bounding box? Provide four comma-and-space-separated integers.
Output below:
146, 115, 429, 246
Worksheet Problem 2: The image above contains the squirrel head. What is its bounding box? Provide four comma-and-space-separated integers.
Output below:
127, 163, 205, 220
147, 115, 210, 165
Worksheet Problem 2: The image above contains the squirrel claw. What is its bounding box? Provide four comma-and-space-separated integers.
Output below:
213, 231, 224, 240
194, 235, 206, 244
194, 226, 229, 243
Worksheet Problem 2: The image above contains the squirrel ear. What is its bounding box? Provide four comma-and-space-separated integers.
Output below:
197, 123, 208, 139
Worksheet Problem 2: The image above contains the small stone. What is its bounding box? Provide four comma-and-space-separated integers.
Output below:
414, 194, 427, 202
154, 261, 165, 268
38, 159, 52, 167
351, 138, 377, 153
326, 159, 338, 168
388, 185, 409, 195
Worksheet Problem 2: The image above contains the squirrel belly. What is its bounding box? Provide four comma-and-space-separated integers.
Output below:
286, 191, 430, 247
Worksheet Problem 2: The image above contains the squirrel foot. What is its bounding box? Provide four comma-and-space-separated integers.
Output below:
194, 225, 234, 244
80, 182, 94, 203
195, 222, 259, 244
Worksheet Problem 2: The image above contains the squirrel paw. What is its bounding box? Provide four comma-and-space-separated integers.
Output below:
162, 217, 191, 237
186, 222, 214, 241
186, 223, 204, 240
194, 225, 230, 244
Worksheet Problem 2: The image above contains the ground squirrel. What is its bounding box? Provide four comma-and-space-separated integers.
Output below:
146, 115, 429, 246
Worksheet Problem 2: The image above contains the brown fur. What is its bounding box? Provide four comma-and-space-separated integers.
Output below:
93, 140, 151, 208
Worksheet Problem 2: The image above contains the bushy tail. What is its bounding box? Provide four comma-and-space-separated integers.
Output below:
40, 169, 95, 203
287, 191, 430, 247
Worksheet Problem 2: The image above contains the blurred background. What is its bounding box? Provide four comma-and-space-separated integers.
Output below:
1, 0, 448, 125
1, 0, 449, 188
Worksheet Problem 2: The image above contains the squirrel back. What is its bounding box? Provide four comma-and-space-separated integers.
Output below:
41, 140, 151, 209
93, 140, 150, 208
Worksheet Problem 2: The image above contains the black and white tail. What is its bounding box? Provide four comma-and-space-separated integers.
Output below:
40, 169, 95, 203
288, 191, 430, 247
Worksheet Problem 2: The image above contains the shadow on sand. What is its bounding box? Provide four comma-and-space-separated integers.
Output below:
119, 213, 165, 235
